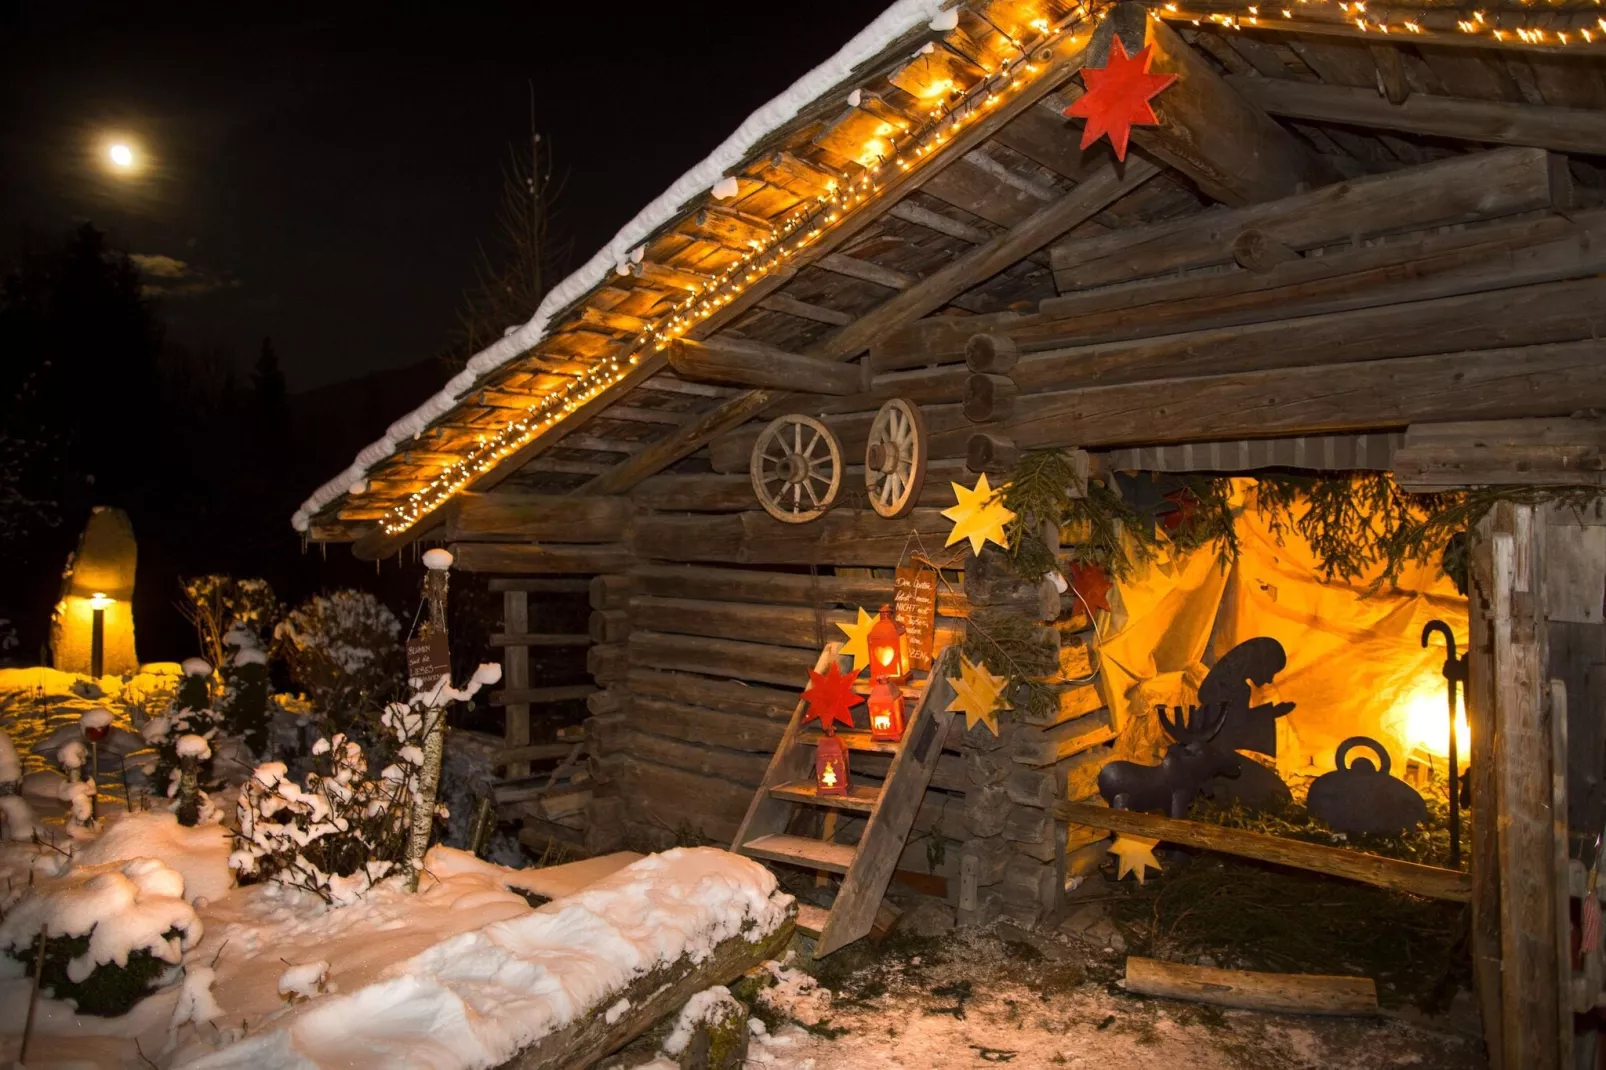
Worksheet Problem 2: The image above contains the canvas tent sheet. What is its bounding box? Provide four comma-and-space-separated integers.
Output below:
1093, 483, 1468, 781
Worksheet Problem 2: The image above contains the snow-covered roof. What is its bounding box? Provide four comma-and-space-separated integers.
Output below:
292, 0, 954, 535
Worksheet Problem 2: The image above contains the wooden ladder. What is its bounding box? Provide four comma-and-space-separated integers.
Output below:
732, 643, 958, 957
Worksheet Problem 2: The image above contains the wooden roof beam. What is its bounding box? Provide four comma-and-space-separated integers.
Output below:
756, 293, 855, 326
667, 336, 868, 395
1092, 3, 1341, 206
1226, 75, 1606, 157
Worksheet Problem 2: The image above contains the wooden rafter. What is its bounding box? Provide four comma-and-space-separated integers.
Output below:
1226, 75, 1606, 155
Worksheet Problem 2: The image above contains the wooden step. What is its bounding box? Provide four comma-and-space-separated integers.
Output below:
743, 834, 857, 874
770, 780, 881, 813
799, 729, 899, 754
796, 903, 830, 937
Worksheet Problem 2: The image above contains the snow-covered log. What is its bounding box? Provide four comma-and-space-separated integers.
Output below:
497, 904, 793, 1070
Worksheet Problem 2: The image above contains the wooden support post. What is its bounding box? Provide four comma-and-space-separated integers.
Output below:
504, 589, 532, 779
1089, 3, 1340, 206
1125, 957, 1379, 1016
1466, 523, 1505, 1067
1483, 502, 1562, 1070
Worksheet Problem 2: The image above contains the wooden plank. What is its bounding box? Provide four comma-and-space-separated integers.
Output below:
628, 630, 817, 688
881, 210, 1606, 371
756, 293, 854, 326
1057, 801, 1472, 901
1394, 416, 1606, 491
629, 562, 969, 617
770, 779, 881, 813
450, 542, 633, 575
493, 742, 577, 766
818, 645, 960, 955
627, 508, 954, 568
628, 667, 800, 720
1125, 957, 1378, 1016
1090, 4, 1338, 206
1227, 74, 1606, 156
1049, 146, 1566, 292
743, 833, 858, 873
817, 252, 914, 291
1488, 506, 1563, 1070
490, 633, 592, 647
488, 578, 592, 593
887, 200, 994, 244
885, 277, 1606, 402
1098, 433, 1401, 475
628, 696, 787, 753
1467, 517, 1506, 1067
629, 595, 963, 654
667, 336, 866, 395
969, 340, 1606, 453
490, 684, 597, 706
503, 590, 531, 778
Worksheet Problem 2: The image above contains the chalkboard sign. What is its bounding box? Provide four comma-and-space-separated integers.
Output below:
894, 566, 938, 670
406, 632, 451, 689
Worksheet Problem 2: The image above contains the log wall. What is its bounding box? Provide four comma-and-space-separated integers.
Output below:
447, 147, 1606, 930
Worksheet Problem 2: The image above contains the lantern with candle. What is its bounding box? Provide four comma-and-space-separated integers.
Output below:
815, 734, 850, 796
868, 680, 906, 743
867, 604, 909, 683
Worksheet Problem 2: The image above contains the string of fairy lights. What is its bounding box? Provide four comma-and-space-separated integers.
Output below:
374, 6, 1091, 537
1166, 0, 1606, 47
369, 0, 1595, 538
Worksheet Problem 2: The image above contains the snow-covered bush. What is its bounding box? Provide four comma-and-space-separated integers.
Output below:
0, 727, 39, 840
275, 590, 402, 730
0, 857, 202, 1016
179, 574, 282, 675
144, 658, 222, 820
229, 734, 419, 905
220, 621, 271, 755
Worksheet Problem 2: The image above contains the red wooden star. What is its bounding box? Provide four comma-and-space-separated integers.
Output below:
802, 662, 862, 735
1063, 39, 1178, 161
1161, 488, 1199, 533
1066, 561, 1114, 615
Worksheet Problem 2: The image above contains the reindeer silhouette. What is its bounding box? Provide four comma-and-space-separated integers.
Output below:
1098, 703, 1242, 818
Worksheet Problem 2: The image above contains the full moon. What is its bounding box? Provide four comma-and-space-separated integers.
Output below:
107, 143, 135, 169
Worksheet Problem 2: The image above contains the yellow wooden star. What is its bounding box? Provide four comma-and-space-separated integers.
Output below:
941, 473, 1016, 556
1109, 834, 1163, 884
836, 607, 876, 674
946, 654, 1010, 735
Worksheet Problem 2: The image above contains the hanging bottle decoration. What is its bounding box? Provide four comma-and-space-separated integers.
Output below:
867, 605, 909, 684
815, 733, 850, 796
867, 680, 906, 743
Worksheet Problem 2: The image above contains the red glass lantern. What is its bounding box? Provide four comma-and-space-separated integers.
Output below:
867, 680, 905, 743
815, 734, 849, 796
867, 605, 908, 683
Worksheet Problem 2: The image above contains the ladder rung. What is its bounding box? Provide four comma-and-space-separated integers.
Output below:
770, 780, 880, 813
743, 833, 856, 873
799, 729, 899, 754
796, 903, 830, 936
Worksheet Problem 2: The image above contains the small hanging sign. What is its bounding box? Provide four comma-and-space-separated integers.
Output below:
406, 632, 451, 689
894, 566, 938, 670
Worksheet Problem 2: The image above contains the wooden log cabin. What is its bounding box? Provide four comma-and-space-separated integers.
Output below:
295, 1, 1606, 1064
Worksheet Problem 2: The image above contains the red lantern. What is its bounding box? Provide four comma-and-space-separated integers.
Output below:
815, 734, 849, 796
867, 605, 908, 683
868, 680, 905, 743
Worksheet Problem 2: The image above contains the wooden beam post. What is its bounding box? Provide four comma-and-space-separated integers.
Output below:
1087, 3, 1340, 206
667, 336, 867, 395
503, 589, 532, 779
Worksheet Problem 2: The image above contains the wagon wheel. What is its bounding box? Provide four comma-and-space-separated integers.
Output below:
865, 398, 928, 519
750, 414, 843, 523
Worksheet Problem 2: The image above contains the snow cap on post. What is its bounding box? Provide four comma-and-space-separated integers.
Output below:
176, 734, 212, 761
181, 657, 213, 678
711, 175, 740, 200
422, 548, 454, 572
929, 6, 959, 30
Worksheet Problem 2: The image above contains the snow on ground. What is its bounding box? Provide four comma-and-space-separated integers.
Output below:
0, 815, 771, 1069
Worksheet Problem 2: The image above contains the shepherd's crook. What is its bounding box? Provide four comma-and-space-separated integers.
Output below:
1422, 620, 1467, 869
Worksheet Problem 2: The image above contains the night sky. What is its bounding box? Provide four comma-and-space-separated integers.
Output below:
2, 0, 887, 391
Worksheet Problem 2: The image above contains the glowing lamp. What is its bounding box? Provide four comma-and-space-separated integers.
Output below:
867, 605, 908, 683
815, 734, 850, 797
868, 680, 906, 743
88, 592, 115, 611
1401, 686, 1469, 766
